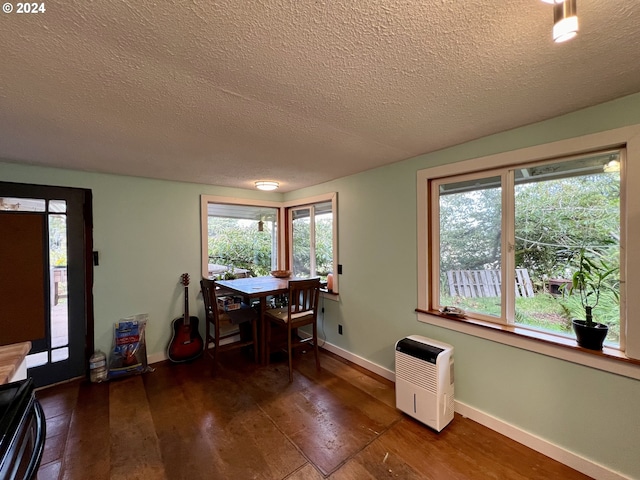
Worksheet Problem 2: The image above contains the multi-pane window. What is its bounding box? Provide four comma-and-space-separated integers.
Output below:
432, 150, 622, 347
201, 193, 338, 293
289, 200, 334, 282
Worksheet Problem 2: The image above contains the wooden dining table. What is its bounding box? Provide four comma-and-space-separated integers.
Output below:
216, 276, 291, 364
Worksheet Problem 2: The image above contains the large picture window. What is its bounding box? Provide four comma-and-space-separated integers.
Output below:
433, 152, 622, 346
417, 125, 640, 374
200, 198, 282, 280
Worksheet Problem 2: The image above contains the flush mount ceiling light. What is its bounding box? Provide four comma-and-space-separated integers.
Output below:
255, 181, 279, 191
548, 0, 579, 43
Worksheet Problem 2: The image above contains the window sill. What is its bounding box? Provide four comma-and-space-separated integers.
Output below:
321, 290, 339, 302
415, 308, 640, 381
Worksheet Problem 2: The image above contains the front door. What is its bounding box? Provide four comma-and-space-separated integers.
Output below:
0, 182, 93, 387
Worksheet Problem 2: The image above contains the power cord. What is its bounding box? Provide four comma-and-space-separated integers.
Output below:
318, 294, 327, 347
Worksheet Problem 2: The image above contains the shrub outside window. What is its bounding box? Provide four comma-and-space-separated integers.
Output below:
289, 200, 334, 282
206, 203, 279, 278
285, 193, 338, 293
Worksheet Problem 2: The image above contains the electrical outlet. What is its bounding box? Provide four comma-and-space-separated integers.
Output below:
338, 324, 343, 335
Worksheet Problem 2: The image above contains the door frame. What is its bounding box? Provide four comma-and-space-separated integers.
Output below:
0, 181, 94, 386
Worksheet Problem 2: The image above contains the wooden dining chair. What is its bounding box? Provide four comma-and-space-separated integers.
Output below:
200, 278, 259, 369
265, 278, 322, 382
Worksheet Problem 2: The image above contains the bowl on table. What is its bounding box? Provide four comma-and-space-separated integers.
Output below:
270, 270, 291, 278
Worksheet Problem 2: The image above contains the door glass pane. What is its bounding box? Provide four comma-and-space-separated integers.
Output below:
49, 212, 69, 348
514, 152, 621, 346
49, 199, 67, 213
26, 351, 48, 368
0, 197, 45, 211
438, 176, 502, 317
51, 347, 69, 363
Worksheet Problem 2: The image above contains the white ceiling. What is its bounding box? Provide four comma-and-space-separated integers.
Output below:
1, 1, 639, 193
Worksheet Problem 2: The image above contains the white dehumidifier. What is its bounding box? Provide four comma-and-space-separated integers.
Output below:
395, 335, 454, 432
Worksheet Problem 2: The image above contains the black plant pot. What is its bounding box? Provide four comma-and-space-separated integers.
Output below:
572, 319, 608, 350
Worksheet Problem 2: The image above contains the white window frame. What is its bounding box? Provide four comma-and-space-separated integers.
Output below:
430, 168, 508, 324
417, 125, 640, 380
284, 192, 339, 294
200, 195, 285, 279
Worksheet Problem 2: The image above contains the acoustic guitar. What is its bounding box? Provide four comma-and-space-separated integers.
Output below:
167, 273, 204, 362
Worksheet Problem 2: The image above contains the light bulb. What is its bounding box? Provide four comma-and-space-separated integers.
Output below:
553, 16, 578, 42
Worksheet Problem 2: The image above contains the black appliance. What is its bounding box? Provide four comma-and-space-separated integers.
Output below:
0, 378, 46, 480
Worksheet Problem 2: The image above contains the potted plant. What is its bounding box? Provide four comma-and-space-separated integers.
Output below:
222, 266, 237, 280
568, 248, 619, 350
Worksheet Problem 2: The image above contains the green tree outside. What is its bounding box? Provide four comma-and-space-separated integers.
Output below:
438, 169, 620, 342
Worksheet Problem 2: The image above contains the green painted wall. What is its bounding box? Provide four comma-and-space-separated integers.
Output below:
0, 168, 281, 359
287, 92, 640, 478
1, 92, 639, 477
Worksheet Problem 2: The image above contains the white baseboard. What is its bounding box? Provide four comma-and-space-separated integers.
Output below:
318, 340, 395, 381
319, 339, 629, 480
147, 351, 168, 365
454, 401, 630, 480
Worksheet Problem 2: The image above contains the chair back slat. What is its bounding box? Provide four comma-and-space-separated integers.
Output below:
288, 278, 321, 315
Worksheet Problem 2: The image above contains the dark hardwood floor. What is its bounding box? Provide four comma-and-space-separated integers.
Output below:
35, 348, 591, 479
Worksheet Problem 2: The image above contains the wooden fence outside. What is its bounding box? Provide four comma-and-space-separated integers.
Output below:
446, 269, 535, 298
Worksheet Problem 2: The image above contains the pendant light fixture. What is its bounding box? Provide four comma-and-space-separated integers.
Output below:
553, 0, 578, 43
603, 159, 621, 173
540, 0, 578, 43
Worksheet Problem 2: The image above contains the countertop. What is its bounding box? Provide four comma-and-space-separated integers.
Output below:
0, 342, 31, 385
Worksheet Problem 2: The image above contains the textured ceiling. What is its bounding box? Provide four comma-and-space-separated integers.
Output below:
1, 1, 639, 192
